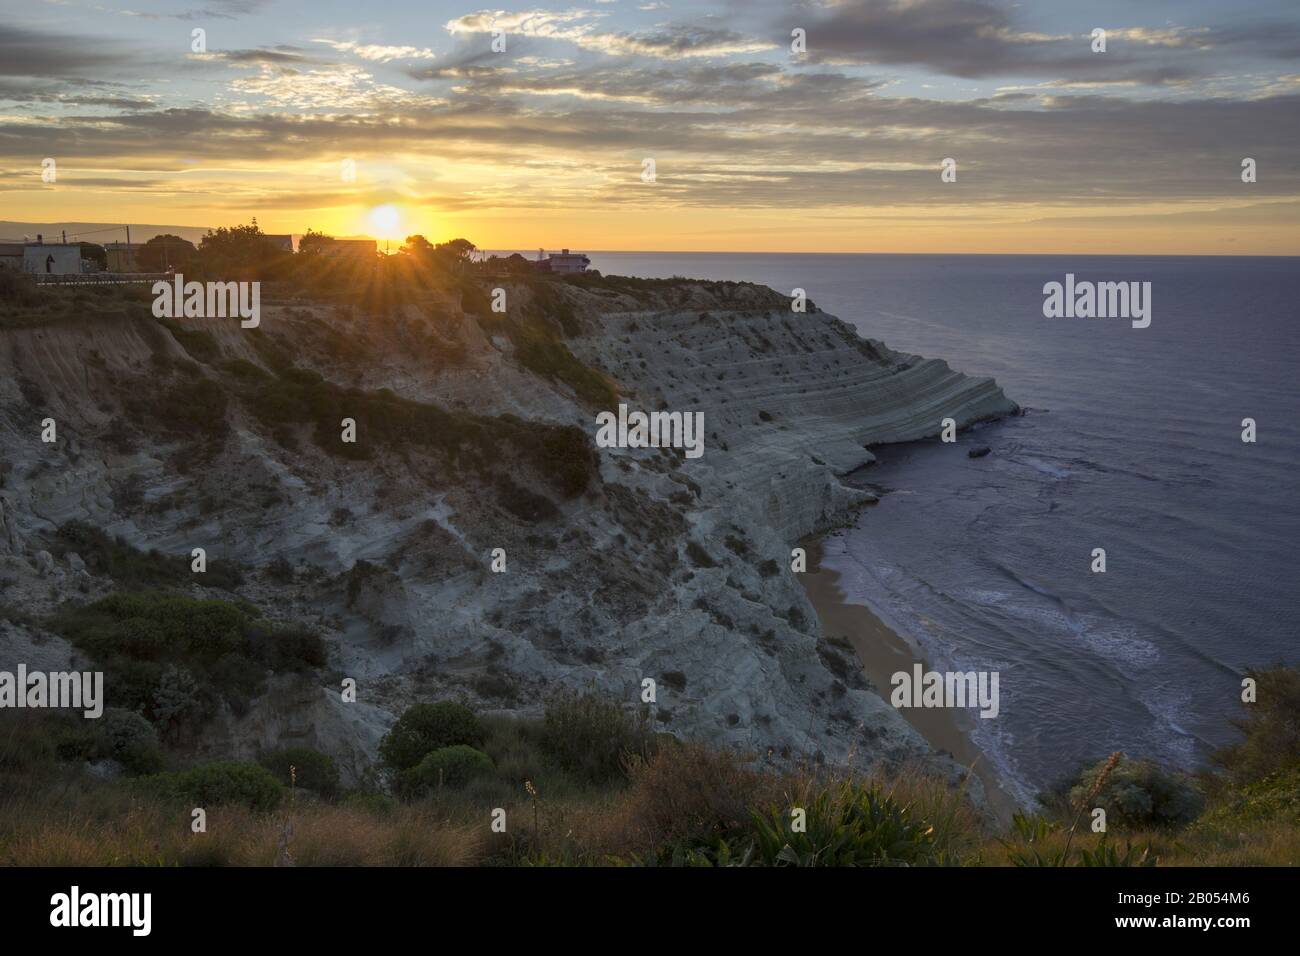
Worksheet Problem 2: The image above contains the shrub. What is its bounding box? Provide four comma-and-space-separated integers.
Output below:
237, 356, 596, 496
685, 541, 715, 568
157, 317, 219, 364
1068, 756, 1204, 829
379, 702, 484, 771
627, 778, 941, 867
259, 746, 340, 796
50, 521, 243, 590
1214, 665, 1300, 784
153, 377, 229, 438
609, 743, 770, 854
401, 746, 494, 795
151, 664, 201, 734
747, 781, 939, 867
152, 760, 284, 810
95, 708, 166, 775
513, 338, 617, 408
0, 269, 40, 308
495, 475, 560, 523
1196, 766, 1300, 829
49, 592, 325, 731
540, 691, 655, 784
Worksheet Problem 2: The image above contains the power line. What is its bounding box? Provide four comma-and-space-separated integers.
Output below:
0, 225, 133, 243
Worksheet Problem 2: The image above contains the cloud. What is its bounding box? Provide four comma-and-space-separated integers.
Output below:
209, 46, 323, 65
444, 8, 599, 41
313, 39, 438, 62
790, 0, 1299, 84
4, 2, 1298, 232
117, 0, 272, 21
227, 63, 439, 112
445, 8, 774, 59
0, 25, 136, 78
6, 70, 1298, 216
577, 25, 775, 58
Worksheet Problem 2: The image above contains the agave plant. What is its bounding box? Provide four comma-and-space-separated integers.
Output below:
1077, 836, 1156, 867
1001, 811, 1067, 867
748, 781, 939, 867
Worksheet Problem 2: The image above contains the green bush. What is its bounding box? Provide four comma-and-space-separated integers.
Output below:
50, 521, 243, 590
379, 702, 484, 771
152, 760, 284, 810
258, 746, 340, 796
540, 691, 654, 784
1069, 756, 1204, 829
401, 745, 494, 795
237, 361, 596, 496
1196, 766, 1300, 829
631, 780, 941, 867
1214, 665, 1300, 784
495, 475, 560, 523
685, 541, 715, 568
513, 338, 617, 408
149, 377, 229, 438
96, 708, 166, 775
49, 592, 326, 731
746, 781, 940, 866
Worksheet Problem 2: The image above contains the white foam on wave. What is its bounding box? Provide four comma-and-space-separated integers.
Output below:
1000, 601, 1161, 669
1018, 457, 1073, 479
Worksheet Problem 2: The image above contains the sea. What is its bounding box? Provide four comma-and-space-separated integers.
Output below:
583, 252, 1300, 804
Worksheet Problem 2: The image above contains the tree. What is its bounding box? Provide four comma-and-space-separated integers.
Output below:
137, 234, 197, 273
298, 228, 334, 254
499, 253, 534, 274
434, 238, 476, 270
400, 234, 435, 257
378, 702, 484, 771
397, 236, 475, 274
197, 219, 287, 274
1213, 665, 1300, 783
78, 242, 106, 271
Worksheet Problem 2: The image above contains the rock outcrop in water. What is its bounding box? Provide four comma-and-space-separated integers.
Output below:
0, 276, 1016, 791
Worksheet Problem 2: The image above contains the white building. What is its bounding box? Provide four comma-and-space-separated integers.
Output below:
534, 248, 590, 274
22, 243, 82, 276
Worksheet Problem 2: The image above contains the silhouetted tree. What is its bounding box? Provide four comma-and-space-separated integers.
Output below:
298, 228, 334, 254
137, 234, 197, 273
78, 242, 107, 271
197, 219, 287, 276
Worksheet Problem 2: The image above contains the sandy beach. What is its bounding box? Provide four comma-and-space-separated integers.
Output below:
800, 537, 1019, 826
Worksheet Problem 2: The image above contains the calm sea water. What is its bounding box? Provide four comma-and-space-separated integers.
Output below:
585, 252, 1300, 802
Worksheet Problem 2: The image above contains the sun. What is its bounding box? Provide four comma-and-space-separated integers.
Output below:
367, 204, 404, 241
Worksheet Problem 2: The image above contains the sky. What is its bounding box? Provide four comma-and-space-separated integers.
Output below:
1, 0, 1298, 253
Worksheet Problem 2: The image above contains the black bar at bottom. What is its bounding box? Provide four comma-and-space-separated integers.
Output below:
0, 865, 1284, 941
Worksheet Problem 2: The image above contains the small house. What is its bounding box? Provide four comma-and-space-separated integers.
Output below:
534, 248, 590, 274
22, 241, 82, 276
104, 242, 144, 272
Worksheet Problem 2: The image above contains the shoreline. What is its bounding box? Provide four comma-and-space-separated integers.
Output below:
800, 536, 1020, 827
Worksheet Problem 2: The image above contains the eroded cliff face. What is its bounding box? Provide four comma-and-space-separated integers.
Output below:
0, 277, 1016, 790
